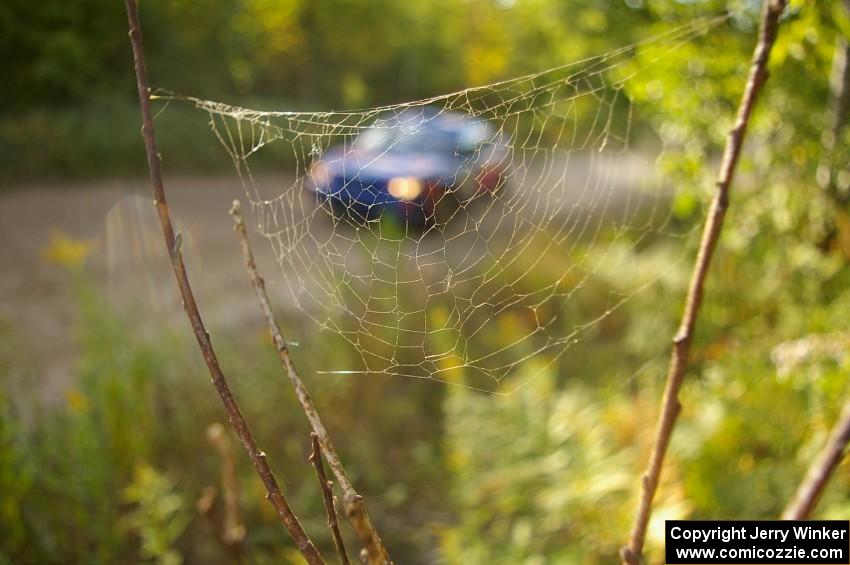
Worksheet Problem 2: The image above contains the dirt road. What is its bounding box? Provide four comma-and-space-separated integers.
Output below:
0, 175, 288, 401
0, 153, 655, 400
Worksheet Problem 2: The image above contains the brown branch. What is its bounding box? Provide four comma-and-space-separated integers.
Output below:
197, 486, 246, 563
123, 2, 323, 563
783, 398, 850, 519
230, 199, 393, 564
310, 433, 351, 565
620, 2, 787, 563
206, 423, 247, 553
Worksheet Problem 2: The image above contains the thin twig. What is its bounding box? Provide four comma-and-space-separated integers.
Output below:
197, 486, 247, 563
620, 2, 787, 563
230, 199, 393, 564
310, 433, 351, 565
207, 423, 247, 554
123, 2, 323, 563
783, 398, 850, 519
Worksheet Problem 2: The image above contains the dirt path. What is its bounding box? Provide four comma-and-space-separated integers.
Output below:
0, 153, 654, 401
0, 175, 289, 401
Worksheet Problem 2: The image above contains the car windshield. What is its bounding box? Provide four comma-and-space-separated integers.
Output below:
355, 124, 456, 155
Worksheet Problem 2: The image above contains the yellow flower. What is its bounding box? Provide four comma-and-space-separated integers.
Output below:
41, 231, 93, 269
66, 388, 89, 413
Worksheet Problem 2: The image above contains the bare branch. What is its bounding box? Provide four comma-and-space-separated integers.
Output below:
123, 2, 323, 562
310, 433, 351, 565
620, 2, 788, 562
230, 199, 393, 564
197, 486, 246, 563
783, 398, 850, 519
207, 423, 247, 554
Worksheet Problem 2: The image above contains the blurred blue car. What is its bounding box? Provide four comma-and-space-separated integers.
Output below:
309, 107, 508, 226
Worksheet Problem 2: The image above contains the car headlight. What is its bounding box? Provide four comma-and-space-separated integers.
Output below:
310, 162, 330, 189
388, 177, 422, 201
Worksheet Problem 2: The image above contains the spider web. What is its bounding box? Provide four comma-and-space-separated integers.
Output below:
163, 16, 725, 394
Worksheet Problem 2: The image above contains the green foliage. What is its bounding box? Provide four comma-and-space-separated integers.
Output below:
122, 463, 190, 565
0, 265, 449, 562
0, 96, 224, 182
0, 0, 129, 109
2, 273, 189, 562
0, 0, 702, 182
441, 368, 640, 563
3, 0, 850, 562
0, 322, 37, 564
436, 1, 850, 561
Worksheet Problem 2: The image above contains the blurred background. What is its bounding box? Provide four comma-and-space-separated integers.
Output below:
1, 0, 849, 563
